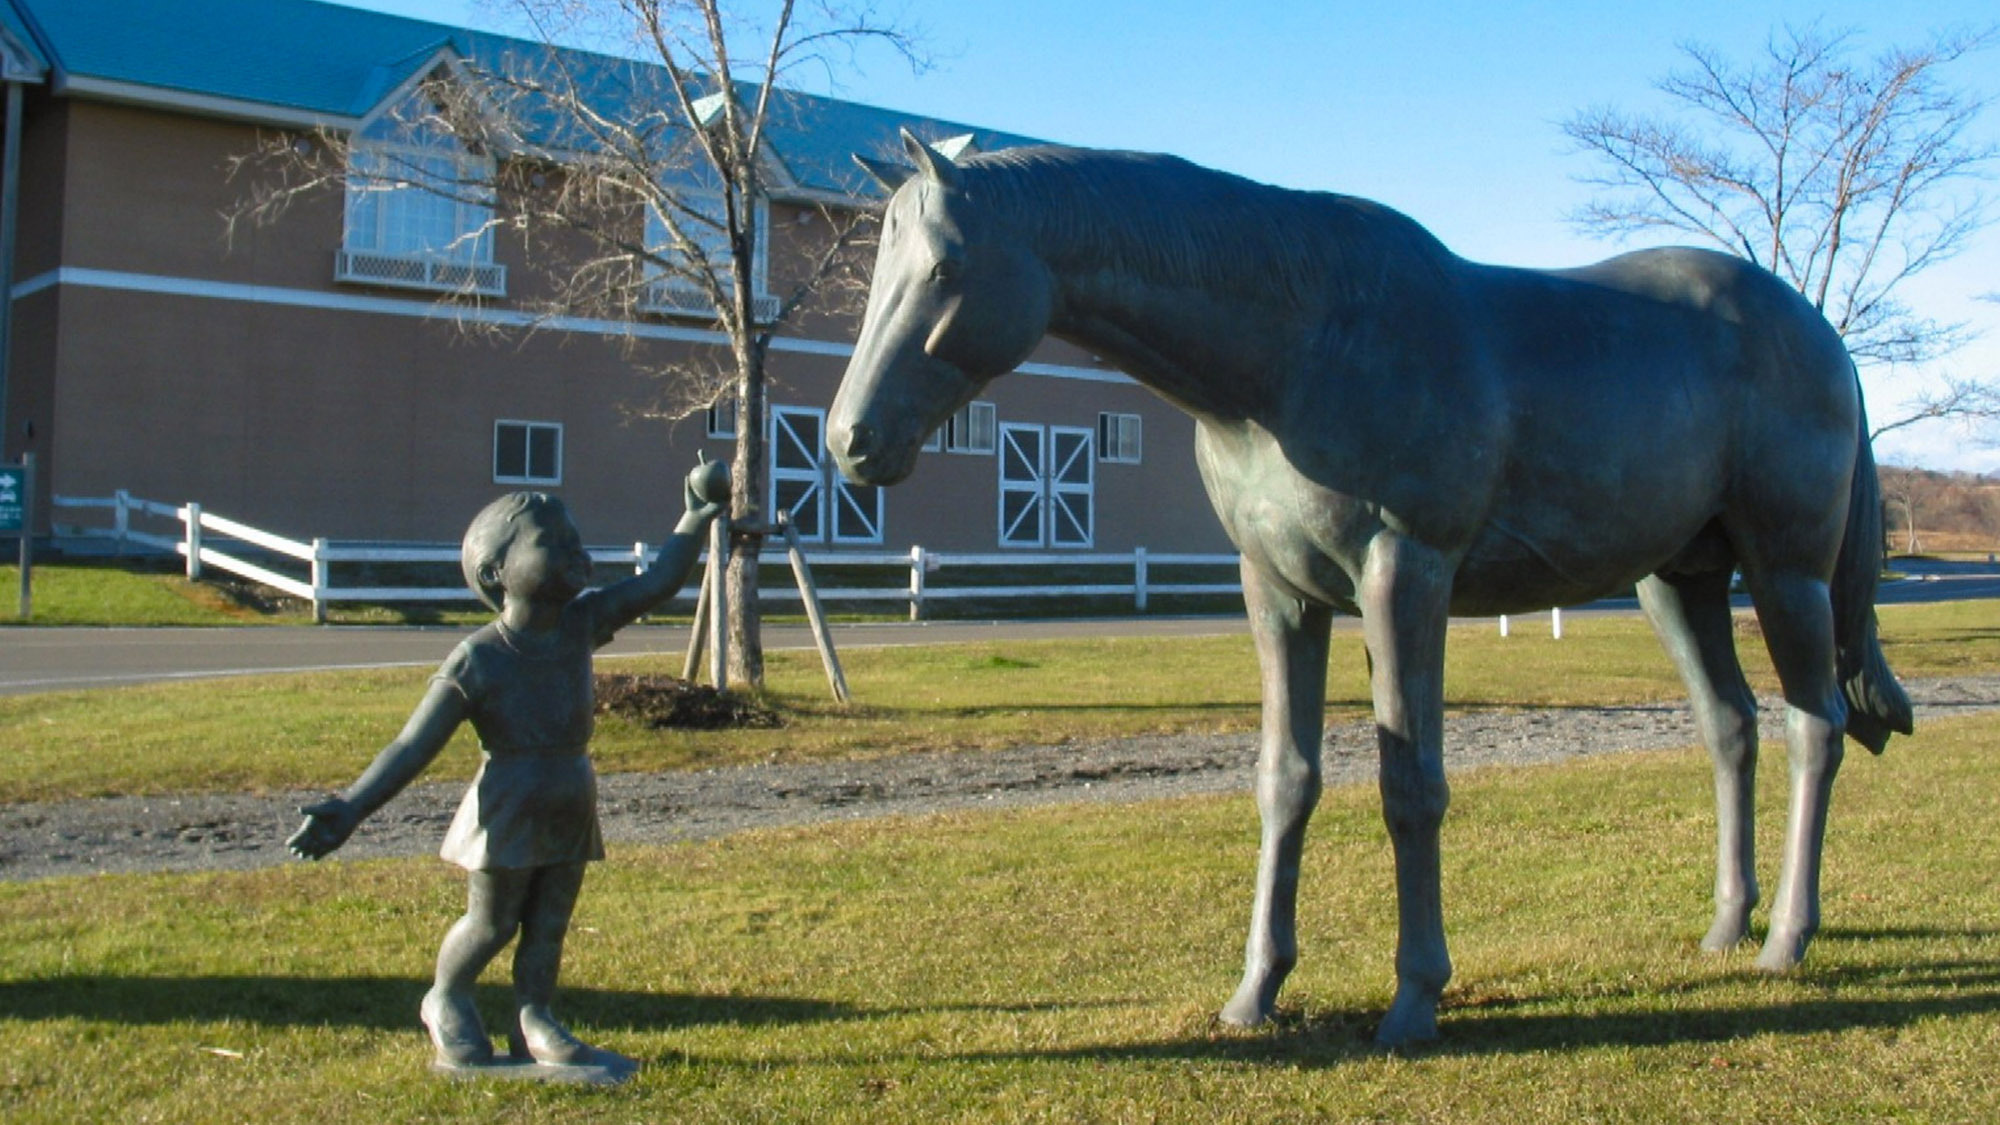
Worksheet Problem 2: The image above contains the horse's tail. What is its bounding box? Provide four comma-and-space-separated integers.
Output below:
1833, 388, 1914, 754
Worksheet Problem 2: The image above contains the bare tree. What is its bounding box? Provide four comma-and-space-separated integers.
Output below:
1562, 23, 1997, 438
233, 0, 924, 687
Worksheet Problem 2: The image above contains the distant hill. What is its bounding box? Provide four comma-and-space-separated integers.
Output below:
1880, 464, 2000, 555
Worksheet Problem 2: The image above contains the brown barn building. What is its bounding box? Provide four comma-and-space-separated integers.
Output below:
0, 0, 1230, 563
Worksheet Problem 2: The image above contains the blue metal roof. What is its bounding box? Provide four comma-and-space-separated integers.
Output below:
3, 0, 1042, 195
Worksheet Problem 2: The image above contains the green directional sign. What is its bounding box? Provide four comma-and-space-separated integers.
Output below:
0, 465, 24, 533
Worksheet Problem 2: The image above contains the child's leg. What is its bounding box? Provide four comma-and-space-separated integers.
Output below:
510, 861, 592, 1064
423, 868, 533, 1066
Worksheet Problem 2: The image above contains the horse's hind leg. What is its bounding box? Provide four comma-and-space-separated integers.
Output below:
1741, 568, 1848, 971
1219, 561, 1333, 1027
1637, 571, 1760, 950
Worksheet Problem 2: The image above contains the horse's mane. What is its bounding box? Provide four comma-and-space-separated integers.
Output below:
956, 146, 1458, 310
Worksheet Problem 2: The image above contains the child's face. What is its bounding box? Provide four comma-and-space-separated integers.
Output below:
498, 507, 592, 605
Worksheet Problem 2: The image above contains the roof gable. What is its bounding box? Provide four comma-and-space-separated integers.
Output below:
5, 0, 1045, 196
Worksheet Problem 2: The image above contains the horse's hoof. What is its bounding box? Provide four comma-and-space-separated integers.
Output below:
1374, 983, 1441, 1049
1216, 996, 1264, 1024
1699, 914, 1753, 953
1217, 992, 1272, 1028
1754, 928, 1811, 972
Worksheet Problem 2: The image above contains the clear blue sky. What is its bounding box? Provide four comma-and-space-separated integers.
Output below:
339, 0, 2000, 473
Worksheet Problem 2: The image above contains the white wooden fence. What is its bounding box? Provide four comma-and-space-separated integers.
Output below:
51, 491, 1245, 623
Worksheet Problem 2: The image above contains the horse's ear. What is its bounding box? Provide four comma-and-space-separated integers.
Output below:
901, 127, 962, 189
852, 153, 914, 194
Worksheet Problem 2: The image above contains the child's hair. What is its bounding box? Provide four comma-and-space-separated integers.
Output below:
461, 492, 570, 611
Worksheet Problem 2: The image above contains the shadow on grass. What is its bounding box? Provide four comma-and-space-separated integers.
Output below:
0, 974, 1131, 1036
951, 929, 2000, 1068
11, 934, 1997, 1070
0, 975, 867, 1033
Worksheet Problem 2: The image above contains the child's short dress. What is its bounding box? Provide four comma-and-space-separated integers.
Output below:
434, 601, 610, 871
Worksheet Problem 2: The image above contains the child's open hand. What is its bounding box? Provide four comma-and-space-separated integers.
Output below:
288, 798, 360, 860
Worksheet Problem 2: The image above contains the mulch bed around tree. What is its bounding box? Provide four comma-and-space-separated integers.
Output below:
594, 673, 783, 731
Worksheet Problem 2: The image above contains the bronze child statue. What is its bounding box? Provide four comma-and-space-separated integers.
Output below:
288, 461, 728, 1079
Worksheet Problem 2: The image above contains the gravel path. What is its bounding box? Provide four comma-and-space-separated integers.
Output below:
5, 677, 1998, 883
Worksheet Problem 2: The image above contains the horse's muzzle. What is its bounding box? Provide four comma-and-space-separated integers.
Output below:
826, 418, 911, 485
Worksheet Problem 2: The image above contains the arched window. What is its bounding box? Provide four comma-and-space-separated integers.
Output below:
336, 91, 505, 295
639, 185, 775, 323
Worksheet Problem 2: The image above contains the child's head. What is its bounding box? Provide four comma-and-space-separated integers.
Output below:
461, 492, 578, 612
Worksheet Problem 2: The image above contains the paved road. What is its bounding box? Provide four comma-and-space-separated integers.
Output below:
0, 617, 1258, 697
1, 563, 1991, 697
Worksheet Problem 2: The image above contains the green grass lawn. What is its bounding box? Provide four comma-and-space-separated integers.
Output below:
0, 559, 299, 626
1, 581, 1995, 1119
2, 713, 1996, 1122
2, 598, 1995, 804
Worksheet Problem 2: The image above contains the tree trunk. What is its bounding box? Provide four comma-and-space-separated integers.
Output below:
727, 341, 767, 688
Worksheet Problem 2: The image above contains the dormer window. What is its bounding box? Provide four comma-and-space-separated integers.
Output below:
336, 91, 506, 296
639, 188, 776, 323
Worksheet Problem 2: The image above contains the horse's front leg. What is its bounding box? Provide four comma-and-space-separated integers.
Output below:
1219, 560, 1333, 1027
1361, 531, 1453, 1047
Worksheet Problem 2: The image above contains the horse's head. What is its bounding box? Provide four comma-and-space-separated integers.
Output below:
828, 132, 1054, 486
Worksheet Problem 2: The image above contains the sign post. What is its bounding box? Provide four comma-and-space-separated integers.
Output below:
0, 453, 29, 619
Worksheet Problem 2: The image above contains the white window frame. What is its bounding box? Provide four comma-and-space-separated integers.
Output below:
706, 399, 737, 439
1098, 412, 1143, 464
493, 420, 563, 486
944, 401, 998, 454
337, 108, 504, 296
641, 189, 777, 322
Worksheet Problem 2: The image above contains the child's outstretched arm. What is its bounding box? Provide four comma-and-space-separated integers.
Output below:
590, 462, 728, 635
287, 681, 469, 860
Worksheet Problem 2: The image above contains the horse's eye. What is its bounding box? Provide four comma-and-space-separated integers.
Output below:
931, 258, 961, 285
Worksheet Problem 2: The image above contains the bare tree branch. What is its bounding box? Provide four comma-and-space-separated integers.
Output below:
1563, 23, 1998, 444
231, 0, 927, 687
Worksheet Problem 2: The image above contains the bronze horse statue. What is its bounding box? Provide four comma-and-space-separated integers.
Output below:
827, 132, 1914, 1047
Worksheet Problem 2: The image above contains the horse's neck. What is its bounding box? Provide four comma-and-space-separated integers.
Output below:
1045, 298, 1271, 423
977, 152, 1359, 422
1035, 238, 1291, 423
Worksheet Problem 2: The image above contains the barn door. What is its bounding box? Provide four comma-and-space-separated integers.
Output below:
1047, 425, 1094, 548
770, 404, 880, 544
998, 423, 1046, 548
769, 406, 825, 540
998, 423, 1094, 548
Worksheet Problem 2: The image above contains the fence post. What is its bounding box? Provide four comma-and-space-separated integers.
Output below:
908, 545, 926, 622
1498, 614, 1510, 637
183, 502, 202, 580
310, 537, 329, 624
113, 489, 131, 554
632, 541, 647, 579
1134, 547, 1149, 612
14, 453, 31, 620
1551, 607, 1563, 640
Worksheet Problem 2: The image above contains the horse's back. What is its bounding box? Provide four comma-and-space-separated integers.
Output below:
1539, 247, 1862, 513
1441, 247, 1860, 611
